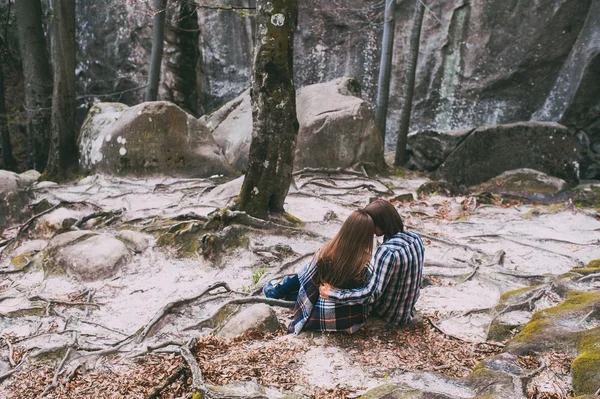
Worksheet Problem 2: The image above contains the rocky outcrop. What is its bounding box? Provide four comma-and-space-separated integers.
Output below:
437, 122, 580, 187
406, 128, 472, 171
0, 170, 33, 233
204, 77, 384, 172
471, 169, 569, 204
78, 101, 235, 178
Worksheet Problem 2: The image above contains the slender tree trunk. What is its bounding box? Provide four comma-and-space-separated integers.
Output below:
45, 0, 77, 180
0, 64, 15, 171
243, 0, 255, 72
375, 0, 396, 145
145, 0, 167, 102
15, 0, 52, 171
395, 0, 425, 166
238, 0, 299, 219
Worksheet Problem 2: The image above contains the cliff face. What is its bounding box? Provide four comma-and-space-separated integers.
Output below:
74, 0, 598, 130
3, 0, 599, 175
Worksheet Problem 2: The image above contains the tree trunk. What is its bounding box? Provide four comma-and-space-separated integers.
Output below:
15, 0, 52, 171
0, 64, 15, 171
45, 0, 77, 180
374, 0, 396, 146
145, 0, 167, 102
164, 1, 201, 115
238, 0, 299, 219
395, 0, 425, 166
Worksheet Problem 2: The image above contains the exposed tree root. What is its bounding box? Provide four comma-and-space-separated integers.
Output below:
184, 297, 295, 331
180, 343, 207, 398
138, 282, 234, 342
73, 210, 122, 229
0, 354, 27, 383
292, 167, 367, 177
40, 346, 73, 397
146, 366, 186, 399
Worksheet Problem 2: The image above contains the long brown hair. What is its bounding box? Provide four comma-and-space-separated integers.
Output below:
317, 210, 374, 288
364, 199, 403, 241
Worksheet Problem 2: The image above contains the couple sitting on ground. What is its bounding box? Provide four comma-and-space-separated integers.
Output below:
264, 199, 425, 334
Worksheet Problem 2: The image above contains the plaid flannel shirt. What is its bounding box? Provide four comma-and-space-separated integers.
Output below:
288, 256, 369, 334
326, 230, 424, 325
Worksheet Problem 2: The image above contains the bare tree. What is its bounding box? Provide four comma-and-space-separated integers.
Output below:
374, 0, 396, 145
0, 62, 14, 171
15, 0, 52, 171
44, 0, 77, 180
238, 0, 299, 219
145, 0, 168, 102
395, 0, 425, 166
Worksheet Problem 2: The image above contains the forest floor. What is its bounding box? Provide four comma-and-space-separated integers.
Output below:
0, 169, 599, 398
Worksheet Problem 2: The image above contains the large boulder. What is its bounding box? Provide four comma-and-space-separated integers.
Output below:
46, 231, 132, 281
294, 77, 384, 170
471, 168, 569, 204
437, 122, 580, 187
406, 128, 472, 171
204, 77, 384, 172
203, 90, 252, 171
0, 170, 32, 233
78, 101, 235, 178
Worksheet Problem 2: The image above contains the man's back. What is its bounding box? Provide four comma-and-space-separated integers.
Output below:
372, 230, 424, 325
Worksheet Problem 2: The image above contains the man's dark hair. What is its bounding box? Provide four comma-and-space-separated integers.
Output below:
364, 199, 404, 240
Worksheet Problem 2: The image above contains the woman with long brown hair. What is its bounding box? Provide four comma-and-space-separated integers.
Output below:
264, 209, 375, 333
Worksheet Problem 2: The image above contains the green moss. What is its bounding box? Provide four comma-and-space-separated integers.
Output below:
358, 385, 421, 399
283, 212, 305, 227
511, 291, 600, 345
156, 231, 202, 258
571, 348, 600, 395
499, 286, 537, 303
10, 253, 34, 271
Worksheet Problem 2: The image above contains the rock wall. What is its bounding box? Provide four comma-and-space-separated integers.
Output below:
2, 0, 598, 176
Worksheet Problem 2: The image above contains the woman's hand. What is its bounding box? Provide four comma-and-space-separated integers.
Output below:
319, 282, 333, 299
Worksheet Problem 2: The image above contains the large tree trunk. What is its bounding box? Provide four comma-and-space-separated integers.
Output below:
45, 0, 77, 180
145, 0, 167, 102
374, 0, 397, 145
395, 0, 425, 166
0, 64, 15, 171
238, 0, 299, 219
15, 0, 52, 171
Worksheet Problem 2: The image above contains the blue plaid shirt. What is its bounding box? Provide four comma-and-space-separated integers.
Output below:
327, 230, 425, 325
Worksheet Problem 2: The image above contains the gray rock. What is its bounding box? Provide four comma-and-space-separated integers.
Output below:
18, 170, 41, 185
205, 77, 384, 172
216, 303, 280, 339
47, 230, 97, 250
53, 235, 132, 281
78, 101, 235, 178
205, 90, 252, 171
12, 240, 48, 257
0, 170, 31, 233
471, 168, 569, 203
116, 230, 151, 253
407, 129, 472, 171
295, 77, 384, 170
437, 122, 580, 187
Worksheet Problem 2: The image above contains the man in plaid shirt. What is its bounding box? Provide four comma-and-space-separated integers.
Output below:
320, 199, 425, 327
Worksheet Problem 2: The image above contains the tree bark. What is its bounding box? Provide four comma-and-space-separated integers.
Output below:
0, 64, 15, 171
375, 0, 396, 146
45, 0, 77, 180
395, 0, 425, 166
15, 0, 52, 171
238, 0, 299, 219
145, 0, 167, 102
